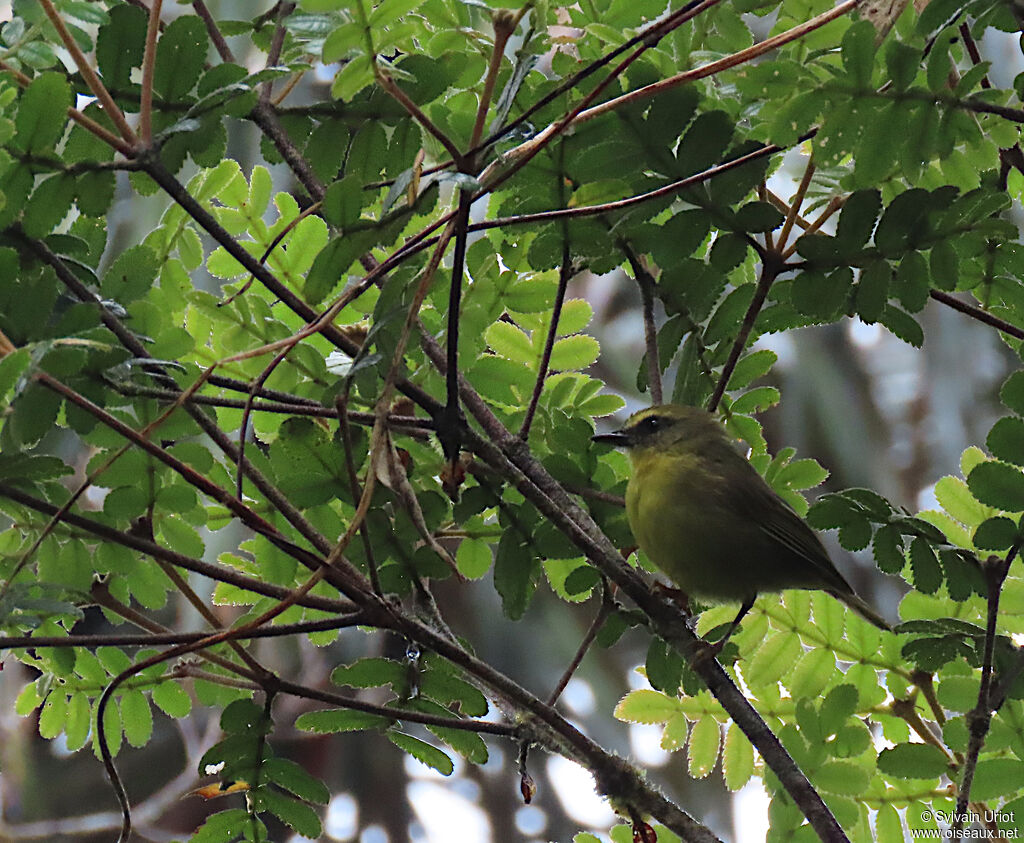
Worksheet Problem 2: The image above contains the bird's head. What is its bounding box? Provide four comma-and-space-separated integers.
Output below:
592, 404, 722, 455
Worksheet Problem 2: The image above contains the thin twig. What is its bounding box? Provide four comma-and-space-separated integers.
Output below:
521, 247, 574, 439
569, 0, 857, 128
0, 482, 353, 614
707, 258, 783, 413
954, 555, 1012, 831
776, 156, 815, 253
469, 11, 518, 151
262, 1, 295, 102
624, 245, 663, 404
931, 289, 1024, 342
377, 71, 468, 170
547, 582, 615, 706
439, 191, 474, 461
192, 0, 236, 62
139, 0, 163, 143
335, 393, 383, 595
780, 195, 845, 259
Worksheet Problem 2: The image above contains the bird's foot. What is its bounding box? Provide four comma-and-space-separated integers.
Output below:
652, 582, 693, 616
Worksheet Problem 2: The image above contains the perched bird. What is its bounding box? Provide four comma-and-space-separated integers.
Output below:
592, 404, 889, 648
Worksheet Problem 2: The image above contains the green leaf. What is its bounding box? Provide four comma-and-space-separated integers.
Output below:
841, 20, 876, 87
331, 657, 405, 689
614, 689, 681, 723
791, 268, 851, 319
1000, 371, 1024, 416
259, 788, 322, 838
493, 534, 538, 619
687, 715, 720, 779
190, 809, 251, 843
880, 305, 923, 348
722, 722, 754, 791
968, 461, 1024, 512
96, 4, 147, 88
388, 731, 454, 775
264, 758, 330, 804
787, 648, 837, 699
23, 173, 76, 238
742, 631, 801, 687
819, 684, 858, 736
549, 334, 600, 371
484, 321, 534, 365
728, 349, 777, 390
813, 760, 871, 795
151, 679, 192, 718
973, 516, 1019, 551
836, 189, 881, 249
971, 759, 1024, 800
64, 692, 91, 751
322, 174, 365, 228
988, 416, 1024, 467
455, 538, 492, 579
120, 688, 153, 748
295, 708, 391, 733
877, 742, 950, 779
734, 201, 783, 233
855, 261, 890, 324
39, 691, 68, 739
645, 637, 683, 695
910, 536, 942, 594
15, 72, 71, 154
154, 14, 208, 100
101, 244, 161, 304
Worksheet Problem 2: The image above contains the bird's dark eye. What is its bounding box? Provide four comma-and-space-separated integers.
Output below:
639, 415, 662, 434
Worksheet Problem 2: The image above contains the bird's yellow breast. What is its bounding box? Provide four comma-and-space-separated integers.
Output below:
625, 446, 775, 602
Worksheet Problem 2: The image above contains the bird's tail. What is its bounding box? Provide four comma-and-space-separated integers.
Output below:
828, 589, 891, 631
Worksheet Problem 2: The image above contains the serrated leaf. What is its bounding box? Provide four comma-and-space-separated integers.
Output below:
120, 688, 153, 748
910, 536, 942, 594
877, 743, 950, 779
1001, 371, 1024, 416
687, 715, 720, 779
973, 516, 1019, 551
787, 648, 837, 699
264, 758, 330, 804
388, 731, 453, 775
260, 788, 322, 838
15, 72, 70, 154
154, 15, 208, 100
815, 760, 871, 795
989, 416, 1024, 467
550, 334, 600, 371
614, 689, 682, 723
484, 320, 534, 365
331, 657, 405, 689
151, 680, 192, 718
728, 349, 777, 390
722, 722, 754, 791
968, 461, 1024, 513
455, 538, 492, 580
742, 631, 801, 687
295, 708, 391, 733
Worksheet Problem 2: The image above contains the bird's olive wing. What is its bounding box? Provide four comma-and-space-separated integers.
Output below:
724, 455, 856, 596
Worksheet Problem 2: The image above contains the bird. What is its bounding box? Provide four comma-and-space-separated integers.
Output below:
592, 404, 890, 650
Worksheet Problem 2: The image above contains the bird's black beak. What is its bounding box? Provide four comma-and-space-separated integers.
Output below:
592, 429, 630, 447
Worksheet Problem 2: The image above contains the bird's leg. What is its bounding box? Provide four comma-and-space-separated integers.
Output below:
692, 596, 755, 666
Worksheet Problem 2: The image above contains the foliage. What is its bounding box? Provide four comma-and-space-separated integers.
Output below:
1, 0, 1024, 841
